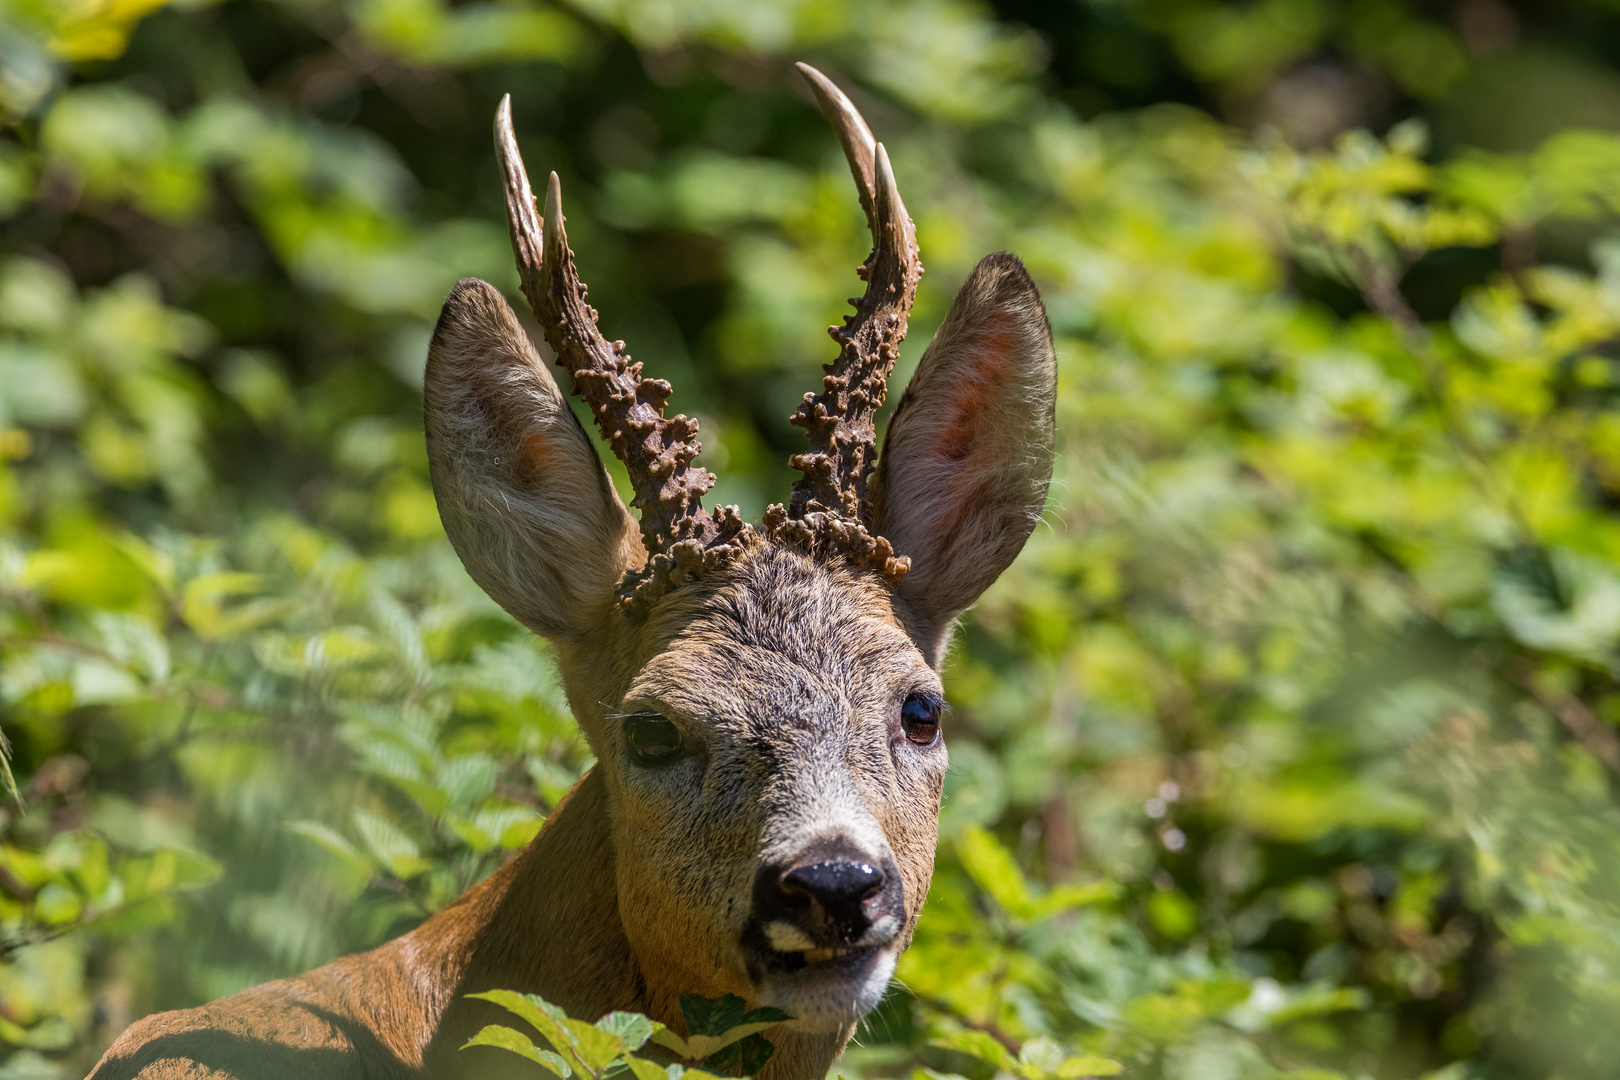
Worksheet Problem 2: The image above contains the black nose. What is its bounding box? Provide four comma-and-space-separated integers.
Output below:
752, 846, 903, 947
783, 860, 885, 915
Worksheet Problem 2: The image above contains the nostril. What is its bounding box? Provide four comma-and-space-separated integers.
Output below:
781, 860, 885, 909
750, 853, 906, 953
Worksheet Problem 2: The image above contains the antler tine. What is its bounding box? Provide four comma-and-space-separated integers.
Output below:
794, 61, 877, 228
496, 95, 545, 299
769, 65, 919, 581
494, 96, 751, 613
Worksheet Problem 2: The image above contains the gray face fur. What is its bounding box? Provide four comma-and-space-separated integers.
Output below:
423, 251, 1056, 1034
607, 548, 945, 1030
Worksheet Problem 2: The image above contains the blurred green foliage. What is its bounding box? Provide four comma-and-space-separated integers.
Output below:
5, 0, 1620, 1077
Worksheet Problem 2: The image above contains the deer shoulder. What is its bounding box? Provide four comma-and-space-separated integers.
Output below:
91, 63, 1056, 1080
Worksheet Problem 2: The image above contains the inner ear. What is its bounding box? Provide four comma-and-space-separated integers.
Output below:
869, 253, 1057, 663
424, 278, 642, 642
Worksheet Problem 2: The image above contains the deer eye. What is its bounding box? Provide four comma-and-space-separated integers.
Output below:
624, 713, 683, 766
900, 694, 942, 746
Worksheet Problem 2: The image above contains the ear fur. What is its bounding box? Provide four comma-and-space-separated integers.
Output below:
424, 278, 642, 641
869, 253, 1057, 665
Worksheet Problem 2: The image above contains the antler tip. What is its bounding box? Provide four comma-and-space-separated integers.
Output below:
794, 60, 831, 91
796, 60, 877, 167
874, 142, 901, 213
494, 94, 514, 146
543, 171, 563, 231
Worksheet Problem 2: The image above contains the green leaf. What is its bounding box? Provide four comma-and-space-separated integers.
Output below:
596, 1011, 655, 1052
677, 994, 788, 1037
929, 1030, 1018, 1073
1028, 881, 1120, 919
33, 881, 82, 924
467, 991, 587, 1074
622, 1059, 675, 1080
560, 1015, 626, 1071
1019, 1036, 1064, 1072
352, 809, 430, 880
697, 1031, 775, 1075
462, 1024, 557, 1071
179, 571, 266, 641
1052, 1055, 1124, 1078
955, 825, 1035, 919
662, 995, 788, 1064
649, 1028, 693, 1060
286, 820, 368, 870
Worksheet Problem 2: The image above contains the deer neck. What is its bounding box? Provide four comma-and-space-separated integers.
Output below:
413, 769, 845, 1079
415, 768, 637, 1074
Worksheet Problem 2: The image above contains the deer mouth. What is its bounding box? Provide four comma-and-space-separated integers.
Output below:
802, 945, 870, 964
739, 925, 900, 1031
743, 909, 901, 971
738, 916, 902, 1028
749, 939, 882, 975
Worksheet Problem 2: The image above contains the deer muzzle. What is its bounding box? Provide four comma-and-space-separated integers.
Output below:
741, 836, 906, 1012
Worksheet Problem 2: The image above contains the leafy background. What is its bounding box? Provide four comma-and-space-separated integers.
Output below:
5, 0, 1620, 1077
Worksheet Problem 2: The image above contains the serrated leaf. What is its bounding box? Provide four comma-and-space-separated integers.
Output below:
525, 993, 570, 1022
538, 1049, 573, 1076
650, 1028, 693, 1060
352, 808, 429, 879
462, 1024, 553, 1069
467, 991, 586, 1074
286, 820, 367, 869
561, 1015, 624, 1070
656, 994, 789, 1061
699, 1031, 775, 1074
447, 815, 494, 854
677, 993, 788, 1037
682, 1022, 781, 1062
435, 753, 497, 810
596, 1011, 654, 1051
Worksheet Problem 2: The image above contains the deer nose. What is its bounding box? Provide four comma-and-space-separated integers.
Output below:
753, 849, 903, 948
782, 860, 885, 915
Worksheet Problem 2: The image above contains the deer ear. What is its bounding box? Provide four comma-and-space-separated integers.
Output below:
424, 278, 643, 641
869, 253, 1057, 665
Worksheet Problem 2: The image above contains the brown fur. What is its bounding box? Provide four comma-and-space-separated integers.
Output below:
92, 252, 1056, 1080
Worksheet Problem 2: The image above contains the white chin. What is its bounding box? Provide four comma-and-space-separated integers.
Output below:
756, 948, 898, 1033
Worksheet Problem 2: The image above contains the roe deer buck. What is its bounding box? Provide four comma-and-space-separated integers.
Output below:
90, 63, 1056, 1080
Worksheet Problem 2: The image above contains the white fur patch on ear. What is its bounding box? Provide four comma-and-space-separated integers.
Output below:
869, 253, 1057, 663
424, 278, 642, 641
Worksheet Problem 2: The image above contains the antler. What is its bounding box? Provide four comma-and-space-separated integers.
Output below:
495, 96, 752, 614
765, 64, 920, 581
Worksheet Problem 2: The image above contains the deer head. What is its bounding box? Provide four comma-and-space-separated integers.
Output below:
422, 65, 1056, 1037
